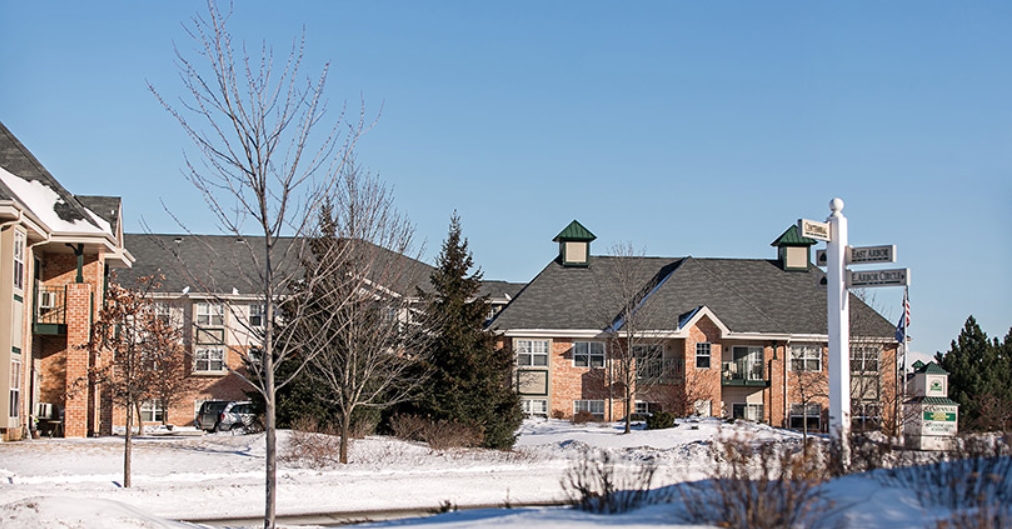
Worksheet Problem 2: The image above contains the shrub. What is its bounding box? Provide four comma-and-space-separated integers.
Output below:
877, 433, 1012, 512
646, 411, 675, 430
562, 446, 658, 514
279, 417, 342, 469
390, 414, 429, 443
422, 419, 484, 450
678, 435, 831, 529
389, 414, 484, 450
551, 409, 566, 420
571, 410, 596, 425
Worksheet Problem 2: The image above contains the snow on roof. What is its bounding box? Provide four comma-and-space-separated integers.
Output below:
0, 165, 112, 236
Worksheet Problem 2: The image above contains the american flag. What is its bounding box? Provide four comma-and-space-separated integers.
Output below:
894, 289, 910, 342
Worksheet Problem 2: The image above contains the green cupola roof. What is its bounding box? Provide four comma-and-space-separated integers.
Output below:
915, 362, 949, 375
771, 225, 818, 247
553, 220, 597, 242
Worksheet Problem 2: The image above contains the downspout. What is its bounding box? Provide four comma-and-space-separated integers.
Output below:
783, 340, 791, 429
768, 341, 777, 426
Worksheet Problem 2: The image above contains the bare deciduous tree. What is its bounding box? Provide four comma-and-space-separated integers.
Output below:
597, 243, 668, 434
293, 165, 431, 463
86, 275, 183, 488
150, 1, 373, 526
145, 301, 192, 427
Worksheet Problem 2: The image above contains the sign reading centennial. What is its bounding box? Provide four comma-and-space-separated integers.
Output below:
798, 218, 831, 241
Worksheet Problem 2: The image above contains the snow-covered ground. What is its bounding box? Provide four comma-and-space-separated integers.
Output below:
0, 418, 998, 528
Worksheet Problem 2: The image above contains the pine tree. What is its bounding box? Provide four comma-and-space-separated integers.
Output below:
418, 214, 523, 449
935, 316, 1002, 429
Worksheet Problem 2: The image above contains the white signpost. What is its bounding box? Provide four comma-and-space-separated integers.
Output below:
803, 199, 908, 470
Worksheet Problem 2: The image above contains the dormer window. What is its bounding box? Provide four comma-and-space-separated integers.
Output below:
553, 220, 596, 267
770, 225, 817, 271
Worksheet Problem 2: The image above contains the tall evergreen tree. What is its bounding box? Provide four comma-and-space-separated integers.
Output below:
417, 214, 523, 449
935, 316, 1003, 429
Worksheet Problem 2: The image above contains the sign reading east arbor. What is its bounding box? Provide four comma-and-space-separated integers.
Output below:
816, 245, 896, 267
848, 245, 896, 264
847, 268, 910, 288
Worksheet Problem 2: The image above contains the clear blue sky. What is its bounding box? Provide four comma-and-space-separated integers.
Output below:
1, 1, 1009, 360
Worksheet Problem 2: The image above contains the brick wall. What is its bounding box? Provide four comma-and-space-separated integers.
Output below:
63, 282, 93, 437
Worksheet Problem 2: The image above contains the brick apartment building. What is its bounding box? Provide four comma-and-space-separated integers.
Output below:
112, 233, 524, 433
490, 220, 900, 433
0, 121, 134, 441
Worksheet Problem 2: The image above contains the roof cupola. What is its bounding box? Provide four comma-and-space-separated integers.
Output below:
554, 220, 596, 267
771, 225, 817, 271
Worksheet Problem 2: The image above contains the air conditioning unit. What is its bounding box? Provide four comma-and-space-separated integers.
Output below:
35, 402, 54, 420
39, 291, 57, 309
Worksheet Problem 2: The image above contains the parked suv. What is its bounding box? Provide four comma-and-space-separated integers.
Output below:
195, 400, 256, 432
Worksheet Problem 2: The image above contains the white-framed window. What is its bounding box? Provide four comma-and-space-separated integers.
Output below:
195, 302, 224, 327
789, 403, 821, 431
573, 342, 605, 368
194, 348, 225, 373
574, 399, 605, 417
732, 403, 764, 422
13, 230, 24, 291
9, 358, 21, 418
154, 302, 172, 325
516, 339, 549, 367
521, 399, 548, 417
140, 399, 165, 422
635, 401, 660, 416
633, 344, 664, 381
852, 402, 882, 431
695, 342, 711, 369
248, 304, 265, 328
850, 344, 880, 373
791, 344, 822, 372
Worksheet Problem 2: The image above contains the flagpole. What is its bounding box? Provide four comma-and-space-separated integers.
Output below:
897, 287, 909, 440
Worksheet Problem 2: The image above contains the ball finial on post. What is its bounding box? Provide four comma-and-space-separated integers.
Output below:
829, 197, 845, 214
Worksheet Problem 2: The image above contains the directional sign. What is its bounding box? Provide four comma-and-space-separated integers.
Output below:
849, 245, 896, 264
817, 245, 896, 266
847, 268, 910, 288
799, 219, 831, 241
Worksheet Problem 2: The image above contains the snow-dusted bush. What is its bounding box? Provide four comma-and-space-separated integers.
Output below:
879, 433, 1012, 512
562, 446, 658, 514
678, 435, 831, 529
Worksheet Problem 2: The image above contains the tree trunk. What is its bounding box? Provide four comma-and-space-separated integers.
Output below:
264, 372, 277, 529
340, 408, 351, 464
134, 401, 145, 436
123, 400, 133, 488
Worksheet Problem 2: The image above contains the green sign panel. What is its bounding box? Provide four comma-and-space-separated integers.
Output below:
924, 411, 956, 422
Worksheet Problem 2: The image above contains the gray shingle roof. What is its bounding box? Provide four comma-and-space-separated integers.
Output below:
0, 121, 110, 232
121, 233, 519, 300
490, 254, 896, 339
76, 196, 121, 233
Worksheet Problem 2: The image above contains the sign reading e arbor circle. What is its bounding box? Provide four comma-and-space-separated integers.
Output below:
847, 268, 910, 288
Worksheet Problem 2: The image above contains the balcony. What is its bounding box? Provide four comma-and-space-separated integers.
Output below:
721, 360, 769, 387
33, 286, 67, 335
